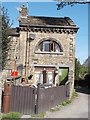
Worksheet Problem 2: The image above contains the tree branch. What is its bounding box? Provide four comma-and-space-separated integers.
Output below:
56, 1, 90, 10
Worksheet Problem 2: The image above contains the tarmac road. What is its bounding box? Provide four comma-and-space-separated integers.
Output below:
46, 88, 89, 118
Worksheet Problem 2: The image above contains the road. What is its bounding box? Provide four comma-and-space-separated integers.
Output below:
46, 88, 89, 118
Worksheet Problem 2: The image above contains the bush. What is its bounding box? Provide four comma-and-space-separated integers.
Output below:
31, 112, 45, 118
1, 112, 21, 119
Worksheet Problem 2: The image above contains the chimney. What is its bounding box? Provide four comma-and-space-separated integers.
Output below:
19, 5, 28, 18
18, 5, 28, 23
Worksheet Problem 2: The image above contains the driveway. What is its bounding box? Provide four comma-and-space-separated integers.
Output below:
46, 88, 89, 118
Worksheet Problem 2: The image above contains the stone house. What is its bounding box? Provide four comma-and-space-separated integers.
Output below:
6, 5, 78, 96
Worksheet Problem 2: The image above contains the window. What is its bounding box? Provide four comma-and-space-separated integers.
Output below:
47, 72, 53, 84
35, 39, 63, 53
43, 41, 50, 52
34, 68, 55, 85
34, 72, 41, 84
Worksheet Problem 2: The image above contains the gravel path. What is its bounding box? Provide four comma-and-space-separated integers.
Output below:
46, 89, 88, 118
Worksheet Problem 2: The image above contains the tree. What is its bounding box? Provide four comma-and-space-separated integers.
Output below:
75, 58, 88, 80
54, 0, 90, 10
1, 7, 12, 69
75, 58, 81, 80
80, 65, 88, 78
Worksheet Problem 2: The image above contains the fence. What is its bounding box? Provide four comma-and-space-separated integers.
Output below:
36, 85, 69, 114
2, 83, 69, 115
2, 83, 35, 115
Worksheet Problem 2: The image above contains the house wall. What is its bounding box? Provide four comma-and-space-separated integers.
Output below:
18, 31, 75, 66
6, 29, 76, 97
19, 30, 76, 96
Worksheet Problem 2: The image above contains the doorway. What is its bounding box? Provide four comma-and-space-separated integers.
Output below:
34, 67, 55, 85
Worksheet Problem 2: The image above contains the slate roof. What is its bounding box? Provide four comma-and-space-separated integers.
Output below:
19, 16, 77, 27
9, 16, 78, 35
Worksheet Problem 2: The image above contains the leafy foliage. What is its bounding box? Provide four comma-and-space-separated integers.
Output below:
75, 58, 88, 80
75, 58, 81, 80
80, 65, 88, 77
1, 112, 21, 119
54, 0, 90, 10
1, 7, 12, 69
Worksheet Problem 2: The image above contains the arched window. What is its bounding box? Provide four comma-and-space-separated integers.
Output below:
35, 39, 63, 53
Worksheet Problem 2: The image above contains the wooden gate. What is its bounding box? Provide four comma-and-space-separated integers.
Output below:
2, 83, 69, 115
10, 86, 35, 115
3, 84, 35, 115
36, 85, 69, 114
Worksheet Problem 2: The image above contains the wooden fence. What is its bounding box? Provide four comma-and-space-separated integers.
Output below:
2, 83, 69, 115
36, 85, 69, 114
10, 86, 35, 114
2, 84, 35, 115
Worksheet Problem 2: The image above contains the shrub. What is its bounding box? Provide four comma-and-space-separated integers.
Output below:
1, 112, 21, 119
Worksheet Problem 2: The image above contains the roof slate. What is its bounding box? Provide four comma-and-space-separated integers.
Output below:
19, 16, 76, 27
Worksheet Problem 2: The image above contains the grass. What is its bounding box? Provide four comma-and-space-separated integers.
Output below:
50, 106, 61, 112
0, 114, 2, 119
1, 112, 21, 119
31, 112, 45, 118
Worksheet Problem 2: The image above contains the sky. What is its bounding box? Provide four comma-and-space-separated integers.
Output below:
1, 2, 88, 64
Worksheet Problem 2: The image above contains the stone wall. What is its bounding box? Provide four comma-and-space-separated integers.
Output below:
7, 29, 76, 97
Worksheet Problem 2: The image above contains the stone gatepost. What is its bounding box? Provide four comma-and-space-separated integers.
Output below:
68, 64, 75, 98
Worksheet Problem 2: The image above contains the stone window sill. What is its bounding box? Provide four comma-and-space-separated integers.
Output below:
35, 51, 63, 55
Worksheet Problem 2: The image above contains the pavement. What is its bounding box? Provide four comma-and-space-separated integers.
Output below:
45, 88, 89, 118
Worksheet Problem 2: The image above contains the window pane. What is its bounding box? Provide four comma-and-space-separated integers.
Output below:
43, 41, 50, 51
55, 43, 60, 52
47, 72, 53, 84
45, 43, 49, 51
34, 72, 40, 84
37, 43, 43, 51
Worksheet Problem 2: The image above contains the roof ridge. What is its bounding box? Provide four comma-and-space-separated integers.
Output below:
28, 16, 65, 19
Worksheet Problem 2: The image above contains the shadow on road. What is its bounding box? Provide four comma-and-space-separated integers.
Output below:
75, 87, 90, 94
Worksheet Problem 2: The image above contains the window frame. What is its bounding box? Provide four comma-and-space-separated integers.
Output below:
35, 39, 63, 54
